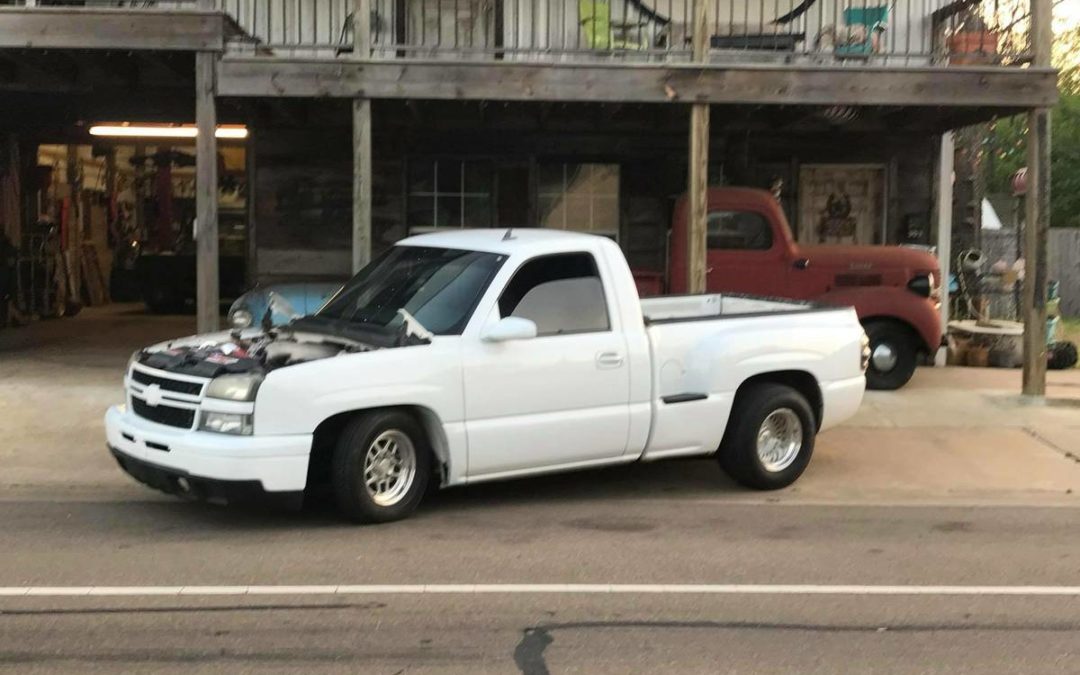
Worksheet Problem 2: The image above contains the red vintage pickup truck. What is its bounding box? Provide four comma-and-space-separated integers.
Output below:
650, 187, 942, 390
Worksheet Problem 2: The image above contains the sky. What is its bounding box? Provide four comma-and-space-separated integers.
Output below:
1055, 0, 1079, 72
1058, 0, 1079, 28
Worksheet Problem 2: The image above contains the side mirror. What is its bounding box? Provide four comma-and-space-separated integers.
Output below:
481, 316, 538, 343
793, 257, 810, 270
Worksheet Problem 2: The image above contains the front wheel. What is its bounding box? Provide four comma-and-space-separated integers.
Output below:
718, 383, 816, 490
863, 321, 918, 391
331, 410, 431, 523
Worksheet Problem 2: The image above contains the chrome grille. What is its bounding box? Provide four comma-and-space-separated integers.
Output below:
127, 365, 208, 429
131, 369, 203, 395
131, 397, 196, 429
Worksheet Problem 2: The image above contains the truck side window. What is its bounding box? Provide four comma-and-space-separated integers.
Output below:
707, 211, 773, 250
498, 253, 610, 336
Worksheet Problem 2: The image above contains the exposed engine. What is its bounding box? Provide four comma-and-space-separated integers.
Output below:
137, 328, 372, 378
136, 309, 434, 377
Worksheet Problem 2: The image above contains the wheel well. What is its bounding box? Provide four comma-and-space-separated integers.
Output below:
729, 371, 823, 433
307, 405, 449, 490
861, 316, 925, 354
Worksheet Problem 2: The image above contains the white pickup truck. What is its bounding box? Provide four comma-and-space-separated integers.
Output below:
106, 229, 867, 522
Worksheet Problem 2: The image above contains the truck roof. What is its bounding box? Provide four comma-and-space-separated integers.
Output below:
398, 228, 608, 256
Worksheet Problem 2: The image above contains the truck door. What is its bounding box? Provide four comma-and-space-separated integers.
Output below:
462, 252, 631, 477
704, 209, 790, 296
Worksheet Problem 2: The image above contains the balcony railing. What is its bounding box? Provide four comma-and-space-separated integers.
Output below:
7, 0, 1036, 66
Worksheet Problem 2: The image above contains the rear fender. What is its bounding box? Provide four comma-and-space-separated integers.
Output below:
817, 287, 941, 353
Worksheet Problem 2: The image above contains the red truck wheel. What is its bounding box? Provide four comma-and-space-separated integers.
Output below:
864, 320, 918, 390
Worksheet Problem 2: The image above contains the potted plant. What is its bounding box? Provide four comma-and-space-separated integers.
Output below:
947, 11, 999, 65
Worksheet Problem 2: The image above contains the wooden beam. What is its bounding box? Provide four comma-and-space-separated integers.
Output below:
217, 58, 1058, 109
1022, 107, 1051, 394
687, 0, 709, 294
352, 0, 372, 274
687, 104, 709, 294
65, 144, 82, 302
1021, 0, 1053, 396
195, 50, 220, 333
933, 132, 954, 366
0, 8, 226, 51
353, 0, 371, 58
245, 133, 257, 288
352, 98, 373, 273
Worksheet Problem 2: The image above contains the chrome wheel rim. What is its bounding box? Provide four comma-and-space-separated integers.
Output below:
362, 429, 417, 507
756, 408, 803, 473
871, 343, 898, 372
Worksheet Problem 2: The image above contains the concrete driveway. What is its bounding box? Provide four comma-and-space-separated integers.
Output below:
2, 303, 1079, 506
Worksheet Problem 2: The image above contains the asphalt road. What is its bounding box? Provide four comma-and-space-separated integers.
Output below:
5, 306, 1080, 672
3, 488, 1080, 673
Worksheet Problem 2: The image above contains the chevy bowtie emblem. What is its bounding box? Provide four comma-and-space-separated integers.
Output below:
144, 384, 163, 407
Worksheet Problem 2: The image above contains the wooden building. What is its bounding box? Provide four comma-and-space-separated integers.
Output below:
0, 0, 1058, 387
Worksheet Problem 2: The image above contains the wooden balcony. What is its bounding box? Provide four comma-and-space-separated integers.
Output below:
0, 0, 1059, 109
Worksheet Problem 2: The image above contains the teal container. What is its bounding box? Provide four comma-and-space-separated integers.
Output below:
1047, 316, 1060, 345
1048, 280, 1060, 300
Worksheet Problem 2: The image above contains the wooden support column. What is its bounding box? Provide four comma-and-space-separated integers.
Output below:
934, 133, 954, 366
65, 144, 81, 302
1021, 0, 1053, 395
686, 0, 709, 293
352, 0, 372, 273
352, 100, 372, 273
195, 49, 219, 333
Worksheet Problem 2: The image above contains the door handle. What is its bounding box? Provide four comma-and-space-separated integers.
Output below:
596, 351, 624, 369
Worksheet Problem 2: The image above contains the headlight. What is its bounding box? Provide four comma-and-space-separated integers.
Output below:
907, 274, 932, 298
229, 306, 254, 329
205, 373, 264, 401
199, 411, 253, 435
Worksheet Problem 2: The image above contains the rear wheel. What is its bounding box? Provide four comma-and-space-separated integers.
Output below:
863, 320, 918, 390
331, 410, 431, 523
718, 383, 816, 490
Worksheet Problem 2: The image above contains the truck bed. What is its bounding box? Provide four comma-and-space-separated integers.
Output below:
640, 293, 817, 323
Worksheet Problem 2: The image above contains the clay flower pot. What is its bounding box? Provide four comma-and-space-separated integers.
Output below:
948, 30, 999, 65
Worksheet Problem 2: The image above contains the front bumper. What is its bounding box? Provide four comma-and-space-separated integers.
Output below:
105, 405, 312, 498
109, 446, 304, 509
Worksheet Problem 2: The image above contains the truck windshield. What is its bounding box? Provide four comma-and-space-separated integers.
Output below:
314, 246, 504, 336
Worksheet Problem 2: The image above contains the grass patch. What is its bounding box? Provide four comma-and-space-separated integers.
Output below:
1059, 317, 1080, 346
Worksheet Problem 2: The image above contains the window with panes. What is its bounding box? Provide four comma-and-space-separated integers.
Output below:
406, 159, 493, 230
537, 163, 620, 240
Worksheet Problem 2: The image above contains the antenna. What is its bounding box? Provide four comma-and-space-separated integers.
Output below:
502, 228, 515, 241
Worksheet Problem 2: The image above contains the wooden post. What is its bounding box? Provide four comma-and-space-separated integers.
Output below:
686, 0, 709, 294
245, 136, 257, 288
353, 0, 371, 56
352, 0, 372, 273
195, 49, 219, 333
65, 144, 81, 302
934, 132, 954, 367
1021, 0, 1052, 395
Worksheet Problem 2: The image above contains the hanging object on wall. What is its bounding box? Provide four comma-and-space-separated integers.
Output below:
817, 105, 859, 125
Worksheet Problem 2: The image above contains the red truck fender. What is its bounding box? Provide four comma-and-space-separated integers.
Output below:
816, 286, 942, 355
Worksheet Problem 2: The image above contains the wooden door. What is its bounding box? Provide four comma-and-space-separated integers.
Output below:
797, 165, 885, 245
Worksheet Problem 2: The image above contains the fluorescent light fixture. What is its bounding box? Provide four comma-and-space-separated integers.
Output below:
88, 124, 248, 140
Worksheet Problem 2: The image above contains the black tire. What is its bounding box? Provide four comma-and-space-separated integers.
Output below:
331, 410, 431, 523
863, 320, 918, 390
718, 383, 816, 490
1048, 341, 1078, 370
